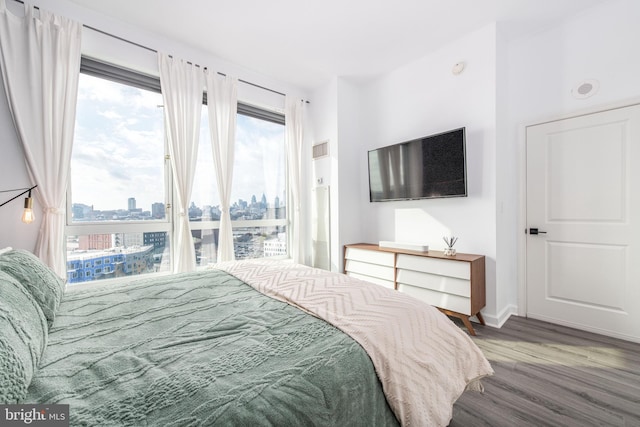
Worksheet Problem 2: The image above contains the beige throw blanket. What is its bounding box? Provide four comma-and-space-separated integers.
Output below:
216, 260, 493, 426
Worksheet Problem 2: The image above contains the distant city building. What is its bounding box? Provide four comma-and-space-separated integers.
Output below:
143, 232, 167, 254
264, 234, 287, 257
152, 202, 165, 219
66, 245, 154, 284
72, 204, 84, 219
189, 202, 203, 220
68, 193, 288, 279
209, 205, 221, 220
114, 232, 143, 248
72, 203, 92, 220
78, 234, 111, 250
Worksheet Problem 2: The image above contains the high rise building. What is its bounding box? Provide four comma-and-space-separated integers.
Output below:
128, 197, 136, 211
152, 202, 165, 219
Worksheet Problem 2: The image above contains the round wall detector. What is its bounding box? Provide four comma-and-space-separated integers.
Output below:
452, 62, 465, 75
571, 79, 599, 99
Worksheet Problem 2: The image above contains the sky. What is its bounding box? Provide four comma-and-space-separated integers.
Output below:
71, 74, 286, 212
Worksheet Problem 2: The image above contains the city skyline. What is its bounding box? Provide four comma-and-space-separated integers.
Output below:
72, 191, 285, 216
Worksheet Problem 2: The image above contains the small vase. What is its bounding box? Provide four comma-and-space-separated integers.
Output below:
444, 248, 456, 256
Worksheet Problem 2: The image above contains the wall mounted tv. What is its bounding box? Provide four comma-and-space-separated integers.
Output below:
368, 127, 467, 202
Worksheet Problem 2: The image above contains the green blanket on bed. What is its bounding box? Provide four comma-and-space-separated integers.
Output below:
25, 270, 399, 427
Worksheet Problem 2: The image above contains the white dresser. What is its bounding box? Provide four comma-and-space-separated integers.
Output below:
344, 243, 486, 335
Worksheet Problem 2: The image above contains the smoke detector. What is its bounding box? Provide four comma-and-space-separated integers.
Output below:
571, 79, 599, 99
452, 62, 465, 75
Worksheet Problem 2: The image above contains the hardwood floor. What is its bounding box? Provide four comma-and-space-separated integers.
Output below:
449, 316, 640, 427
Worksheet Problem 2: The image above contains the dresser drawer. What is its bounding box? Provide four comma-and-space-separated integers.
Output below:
345, 259, 395, 281
396, 254, 470, 280
398, 284, 471, 315
345, 247, 395, 267
396, 269, 470, 297
347, 271, 395, 290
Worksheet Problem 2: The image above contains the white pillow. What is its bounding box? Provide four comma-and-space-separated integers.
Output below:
0, 247, 13, 255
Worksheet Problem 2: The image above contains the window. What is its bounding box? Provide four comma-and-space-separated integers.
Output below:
67, 58, 289, 283
70, 73, 166, 222
67, 67, 171, 284
190, 105, 287, 265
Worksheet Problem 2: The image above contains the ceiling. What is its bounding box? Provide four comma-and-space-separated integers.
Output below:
67, 0, 609, 90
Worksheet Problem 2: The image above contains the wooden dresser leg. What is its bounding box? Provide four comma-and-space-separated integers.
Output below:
461, 316, 477, 336
476, 312, 486, 326
438, 308, 477, 335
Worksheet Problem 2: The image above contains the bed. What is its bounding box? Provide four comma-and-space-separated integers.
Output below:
0, 249, 493, 426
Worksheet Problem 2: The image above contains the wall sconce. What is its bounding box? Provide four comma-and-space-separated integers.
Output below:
0, 185, 38, 224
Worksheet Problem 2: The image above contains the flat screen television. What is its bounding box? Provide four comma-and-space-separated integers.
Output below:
368, 127, 467, 202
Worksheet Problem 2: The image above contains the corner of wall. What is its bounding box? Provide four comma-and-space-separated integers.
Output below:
481, 303, 518, 329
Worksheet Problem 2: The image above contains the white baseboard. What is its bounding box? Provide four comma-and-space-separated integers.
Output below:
478, 304, 518, 328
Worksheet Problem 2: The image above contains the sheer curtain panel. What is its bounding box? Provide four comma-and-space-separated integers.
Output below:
158, 53, 204, 273
205, 71, 237, 262
0, 1, 82, 278
285, 97, 305, 264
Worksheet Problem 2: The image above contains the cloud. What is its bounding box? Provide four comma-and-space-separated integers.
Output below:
72, 74, 165, 211
99, 110, 123, 120
71, 73, 285, 213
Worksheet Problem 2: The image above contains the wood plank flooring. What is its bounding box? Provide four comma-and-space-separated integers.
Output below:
449, 316, 640, 427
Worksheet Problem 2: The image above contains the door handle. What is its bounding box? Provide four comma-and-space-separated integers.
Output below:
529, 228, 547, 235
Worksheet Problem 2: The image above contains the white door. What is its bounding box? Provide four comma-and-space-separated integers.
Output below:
526, 103, 640, 342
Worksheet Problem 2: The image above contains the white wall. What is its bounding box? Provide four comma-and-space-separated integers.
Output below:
309, 79, 340, 270
335, 78, 369, 262
509, 0, 640, 123
357, 24, 500, 321
308, 77, 370, 272
495, 24, 518, 323
508, 0, 640, 313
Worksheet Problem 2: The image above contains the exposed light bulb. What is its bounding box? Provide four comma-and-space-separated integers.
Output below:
22, 196, 35, 224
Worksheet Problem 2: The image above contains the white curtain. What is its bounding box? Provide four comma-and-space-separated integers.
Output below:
158, 53, 204, 273
205, 71, 237, 262
0, 1, 81, 278
285, 96, 305, 264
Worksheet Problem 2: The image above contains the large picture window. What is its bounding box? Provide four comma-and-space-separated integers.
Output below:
67, 59, 288, 283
